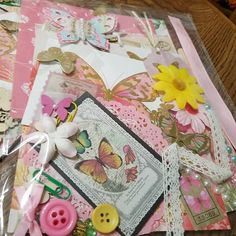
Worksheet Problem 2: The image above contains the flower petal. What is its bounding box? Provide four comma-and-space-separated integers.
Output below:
55, 122, 79, 138
158, 64, 169, 74
198, 112, 210, 127
176, 95, 187, 109
191, 118, 205, 133
55, 138, 77, 157
38, 140, 56, 165
176, 111, 191, 126
187, 96, 198, 110
163, 90, 176, 102
153, 72, 170, 82
196, 94, 205, 104
168, 64, 179, 79
179, 68, 196, 84
41, 115, 56, 133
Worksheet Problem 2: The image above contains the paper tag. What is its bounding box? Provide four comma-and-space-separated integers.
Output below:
180, 171, 224, 229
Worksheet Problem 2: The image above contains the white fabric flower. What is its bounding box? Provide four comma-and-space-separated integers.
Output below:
27, 115, 79, 165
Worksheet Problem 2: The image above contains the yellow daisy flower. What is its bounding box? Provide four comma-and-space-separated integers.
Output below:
153, 64, 205, 109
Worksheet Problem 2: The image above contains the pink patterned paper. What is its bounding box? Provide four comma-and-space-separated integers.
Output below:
11, 0, 92, 117
11, 0, 156, 118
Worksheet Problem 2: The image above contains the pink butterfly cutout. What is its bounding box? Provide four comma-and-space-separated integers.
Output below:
41, 95, 72, 121
123, 144, 136, 165
184, 189, 212, 214
180, 174, 201, 192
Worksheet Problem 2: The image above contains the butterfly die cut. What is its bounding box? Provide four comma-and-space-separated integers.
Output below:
43, 8, 117, 51
184, 189, 212, 214
75, 138, 122, 184
67, 56, 157, 105
37, 47, 77, 74
41, 94, 73, 122
74, 130, 92, 154
180, 175, 201, 192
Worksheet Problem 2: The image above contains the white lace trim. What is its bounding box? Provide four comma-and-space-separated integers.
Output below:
178, 146, 231, 183
205, 108, 231, 170
162, 143, 184, 236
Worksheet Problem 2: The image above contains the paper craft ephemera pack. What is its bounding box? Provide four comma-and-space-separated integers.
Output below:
6, 0, 236, 235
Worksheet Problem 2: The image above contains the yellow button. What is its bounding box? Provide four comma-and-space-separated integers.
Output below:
91, 204, 119, 234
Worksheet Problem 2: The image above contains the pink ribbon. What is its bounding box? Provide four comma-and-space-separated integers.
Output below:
169, 16, 236, 149
14, 183, 44, 236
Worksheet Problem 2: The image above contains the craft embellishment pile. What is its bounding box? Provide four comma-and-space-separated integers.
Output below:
0, 1, 236, 236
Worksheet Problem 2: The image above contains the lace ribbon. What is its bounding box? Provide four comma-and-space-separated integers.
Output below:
206, 107, 231, 170
179, 149, 232, 183
162, 143, 184, 236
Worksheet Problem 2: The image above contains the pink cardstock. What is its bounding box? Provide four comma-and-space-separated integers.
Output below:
11, 0, 156, 118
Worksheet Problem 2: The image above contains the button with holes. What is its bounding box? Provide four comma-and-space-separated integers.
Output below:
39, 199, 77, 236
91, 203, 119, 234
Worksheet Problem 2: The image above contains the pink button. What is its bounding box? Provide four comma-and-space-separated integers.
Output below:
40, 199, 77, 236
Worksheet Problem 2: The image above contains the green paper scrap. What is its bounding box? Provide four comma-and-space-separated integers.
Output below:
0, 0, 20, 7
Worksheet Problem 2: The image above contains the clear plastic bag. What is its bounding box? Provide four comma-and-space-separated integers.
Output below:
1, 0, 236, 236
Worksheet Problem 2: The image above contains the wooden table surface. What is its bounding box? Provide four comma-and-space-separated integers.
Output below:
1, 0, 236, 236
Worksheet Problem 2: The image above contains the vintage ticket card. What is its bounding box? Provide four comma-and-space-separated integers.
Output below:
51, 93, 164, 236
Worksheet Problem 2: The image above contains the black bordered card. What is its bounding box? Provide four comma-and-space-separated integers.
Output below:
51, 92, 163, 236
